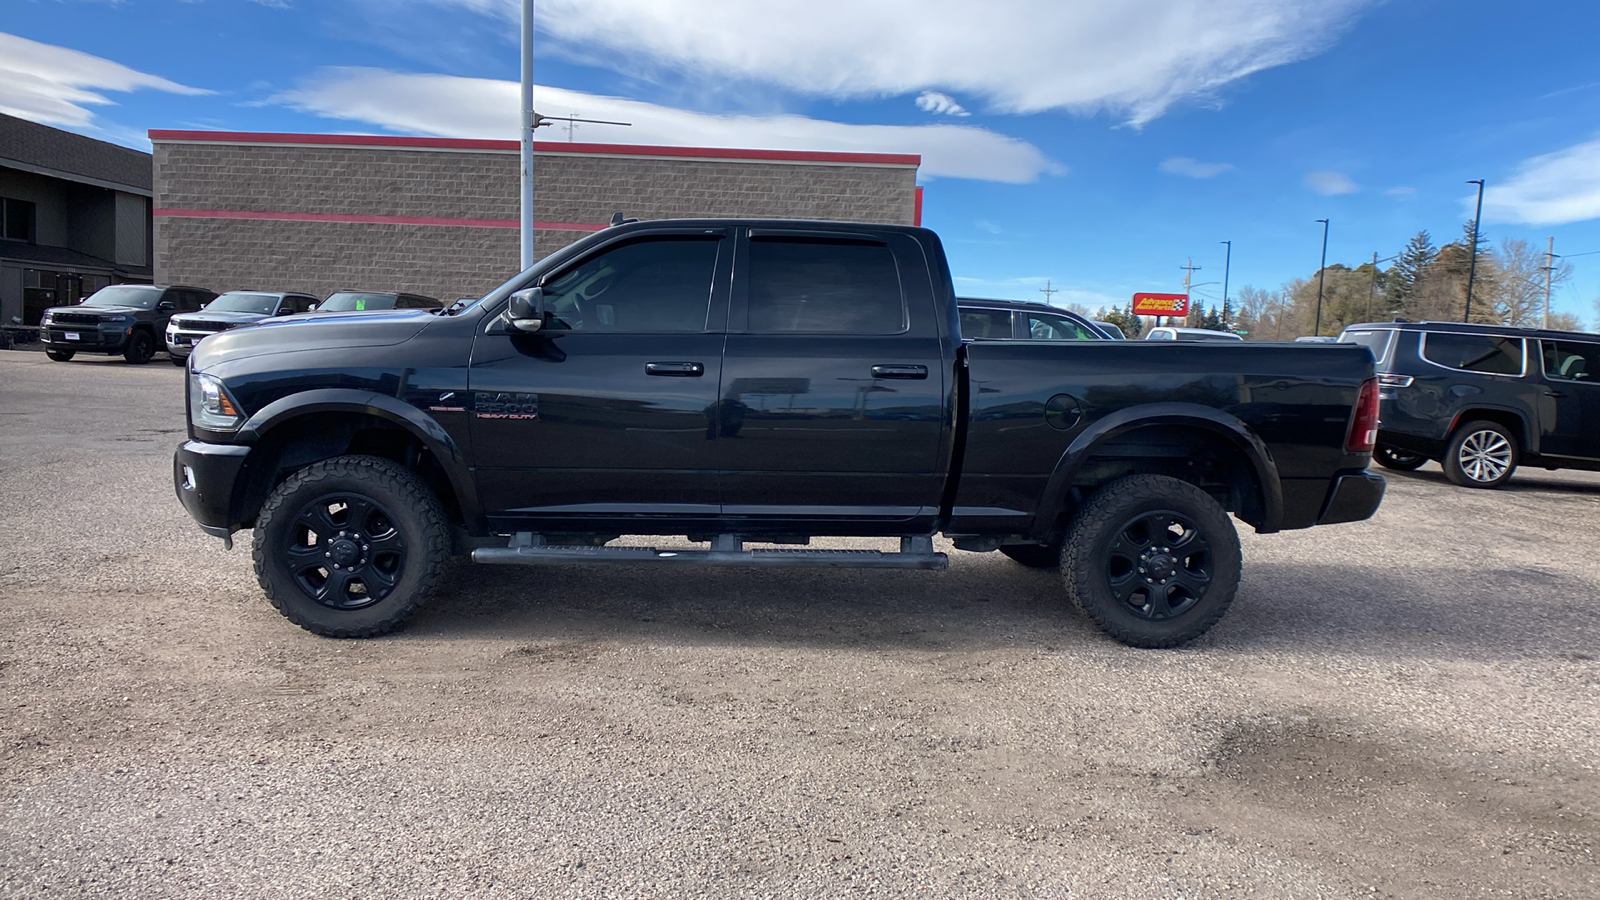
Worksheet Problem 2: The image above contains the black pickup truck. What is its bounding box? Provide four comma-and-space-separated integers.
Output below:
173, 219, 1384, 647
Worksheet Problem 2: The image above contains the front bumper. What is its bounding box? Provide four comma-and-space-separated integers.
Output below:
42, 325, 130, 351
1317, 468, 1386, 526
174, 440, 252, 536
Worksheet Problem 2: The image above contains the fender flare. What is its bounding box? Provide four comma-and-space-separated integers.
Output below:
236, 389, 483, 532
1030, 402, 1284, 536
1446, 404, 1534, 453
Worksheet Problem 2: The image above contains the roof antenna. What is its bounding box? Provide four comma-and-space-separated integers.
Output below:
609, 212, 638, 227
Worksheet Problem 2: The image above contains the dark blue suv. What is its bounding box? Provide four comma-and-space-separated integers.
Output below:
1339, 321, 1600, 488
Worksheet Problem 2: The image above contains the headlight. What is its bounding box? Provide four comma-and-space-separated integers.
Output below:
100, 316, 129, 328
188, 372, 244, 432
39, 312, 52, 326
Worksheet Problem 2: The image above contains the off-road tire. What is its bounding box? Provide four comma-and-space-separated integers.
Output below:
1373, 444, 1426, 472
1442, 420, 1518, 489
1062, 475, 1242, 649
46, 348, 75, 362
999, 542, 1063, 568
122, 330, 155, 364
253, 455, 450, 638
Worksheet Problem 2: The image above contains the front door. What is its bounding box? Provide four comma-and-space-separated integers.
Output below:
717, 228, 951, 530
1538, 338, 1600, 459
469, 229, 731, 530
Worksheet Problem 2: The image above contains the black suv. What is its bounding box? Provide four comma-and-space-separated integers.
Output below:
957, 297, 1110, 340
1339, 320, 1600, 488
166, 290, 320, 365
40, 284, 215, 364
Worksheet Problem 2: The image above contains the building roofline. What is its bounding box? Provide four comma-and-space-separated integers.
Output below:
146, 129, 921, 168
0, 156, 153, 197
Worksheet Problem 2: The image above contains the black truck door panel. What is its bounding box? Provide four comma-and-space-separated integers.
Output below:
718, 229, 949, 527
1538, 339, 1600, 459
468, 231, 730, 525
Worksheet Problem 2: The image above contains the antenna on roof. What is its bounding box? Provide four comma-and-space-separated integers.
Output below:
609, 212, 639, 227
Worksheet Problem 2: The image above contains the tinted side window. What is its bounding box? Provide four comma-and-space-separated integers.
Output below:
747, 237, 905, 334
959, 309, 1012, 339
1542, 340, 1600, 382
1421, 333, 1523, 375
543, 235, 719, 332
1027, 312, 1096, 341
1340, 328, 1394, 364
173, 290, 205, 311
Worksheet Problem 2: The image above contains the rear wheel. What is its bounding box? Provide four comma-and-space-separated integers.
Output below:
1373, 444, 1426, 471
1062, 475, 1241, 648
45, 348, 75, 362
1443, 420, 1518, 488
253, 455, 450, 637
999, 542, 1063, 568
122, 330, 155, 364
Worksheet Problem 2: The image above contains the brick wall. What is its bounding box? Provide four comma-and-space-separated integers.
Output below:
152, 139, 918, 297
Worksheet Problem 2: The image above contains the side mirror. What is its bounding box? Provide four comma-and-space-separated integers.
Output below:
158, 300, 175, 311
307, 302, 318, 311
506, 286, 546, 333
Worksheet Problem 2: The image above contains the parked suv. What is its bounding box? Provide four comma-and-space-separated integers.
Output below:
166, 290, 320, 365
314, 291, 443, 313
1339, 320, 1600, 488
40, 284, 215, 364
1145, 326, 1243, 342
957, 297, 1110, 340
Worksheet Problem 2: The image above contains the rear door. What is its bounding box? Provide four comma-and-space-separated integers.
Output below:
717, 227, 949, 529
468, 227, 732, 527
1538, 338, 1600, 459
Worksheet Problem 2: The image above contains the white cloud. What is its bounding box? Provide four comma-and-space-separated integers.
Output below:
1385, 186, 1416, 198
0, 32, 209, 129
1482, 137, 1600, 225
916, 91, 969, 117
437, 0, 1371, 126
1160, 157, 1233, 178
1305, 170, 1357, 195
276, 67, 1064, 183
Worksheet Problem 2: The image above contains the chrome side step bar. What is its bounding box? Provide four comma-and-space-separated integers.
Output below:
473, 533, 947, 569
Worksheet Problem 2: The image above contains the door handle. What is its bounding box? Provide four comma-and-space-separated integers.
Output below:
871, 364, 928, 379
644, 361, 704, 376
1543, 390, 1565, 398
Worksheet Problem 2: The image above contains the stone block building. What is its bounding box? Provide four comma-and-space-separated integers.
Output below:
149, 131, 922, 303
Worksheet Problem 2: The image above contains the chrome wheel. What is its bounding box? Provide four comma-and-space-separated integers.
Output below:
1457, 430, 1512, 483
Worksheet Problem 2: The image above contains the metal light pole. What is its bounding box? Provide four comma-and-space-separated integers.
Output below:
1544, 236, 1556, 330
519, 0, 536, 269
1465, 179, 1485, 323
1220, 240, 1231, 326
1314, 219, 1329, 336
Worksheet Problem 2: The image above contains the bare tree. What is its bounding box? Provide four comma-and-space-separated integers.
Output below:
1495, 239, 1570, 326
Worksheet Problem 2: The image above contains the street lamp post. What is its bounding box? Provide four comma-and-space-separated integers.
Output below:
520, 0, 536, 270
1220, 240, 1231, 327
1314, 219, 1329, 336
1465, 179, 1485, 323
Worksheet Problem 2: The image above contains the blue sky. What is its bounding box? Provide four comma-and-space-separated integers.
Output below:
6, 0, 1600, 325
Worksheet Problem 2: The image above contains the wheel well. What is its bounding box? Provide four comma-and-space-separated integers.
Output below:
1451, 409, 1527, 449
236, 412, 463, 529
1053, 424, 1266, 534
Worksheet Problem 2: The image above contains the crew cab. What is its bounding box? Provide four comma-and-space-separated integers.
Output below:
173, 220, 1384, 648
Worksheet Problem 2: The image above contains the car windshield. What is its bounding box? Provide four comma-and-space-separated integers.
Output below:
319, 292, 397, 312
204, 292, 279, 315
81, 285, 161, 309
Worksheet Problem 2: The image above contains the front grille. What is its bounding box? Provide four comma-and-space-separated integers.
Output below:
52, 312, 104, 326
174, 319, 233, 334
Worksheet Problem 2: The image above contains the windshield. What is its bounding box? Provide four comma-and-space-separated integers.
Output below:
319, 292, 397, 312
204, 292, 279, 315
1339, 329, 1394, 364
82, 285, 161, 309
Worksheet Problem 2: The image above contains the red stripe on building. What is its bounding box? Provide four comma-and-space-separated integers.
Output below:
147, 130, 921, 167
153, 208, 608, 231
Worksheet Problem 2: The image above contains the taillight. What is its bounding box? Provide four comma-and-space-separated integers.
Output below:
1346, 377, 1380, 453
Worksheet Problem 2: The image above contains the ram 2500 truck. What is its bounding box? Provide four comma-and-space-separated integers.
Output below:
173, 219, 1384, 647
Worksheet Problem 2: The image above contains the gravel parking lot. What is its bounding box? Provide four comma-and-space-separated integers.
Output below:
1, 350, 1596, 899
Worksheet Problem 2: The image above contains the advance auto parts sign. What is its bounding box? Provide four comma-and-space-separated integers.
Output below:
1132, 292, 1190, 317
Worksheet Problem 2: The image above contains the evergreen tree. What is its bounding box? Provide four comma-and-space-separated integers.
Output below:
1387, 230, 1436, 310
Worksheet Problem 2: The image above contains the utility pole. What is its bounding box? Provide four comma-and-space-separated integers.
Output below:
1544, 236, 1555, 330
1039, 279, 1059, 304
1366, 251, 1379, 323
1314, 219, 1329, 336
1180, 259, 1201, 327
1220, 240, 1232, 328
519, 0, 535, 269
1465, 179, 1485, 323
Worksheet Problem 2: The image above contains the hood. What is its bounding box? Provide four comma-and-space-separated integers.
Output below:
45, 304, 145, 317
175, 310, 271, 325
190, 308, 437, 369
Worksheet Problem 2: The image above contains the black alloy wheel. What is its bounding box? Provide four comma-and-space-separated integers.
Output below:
1442, 420, 1518, 489
46, 348, 75, 362
122, 330, 155, 364
1062, 475, 1241, 648
1373, 444, 1427, 472
253, 455, 449, 637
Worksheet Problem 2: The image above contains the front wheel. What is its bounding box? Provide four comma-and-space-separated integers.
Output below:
1443, 420, 1518, 488
1062, 475, 1242, 648
169, 353, 187, 367
1373, 444, 1427, 471
252, 455, 450, 637
45, 348, 75, 362
122, 330, 155, 364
